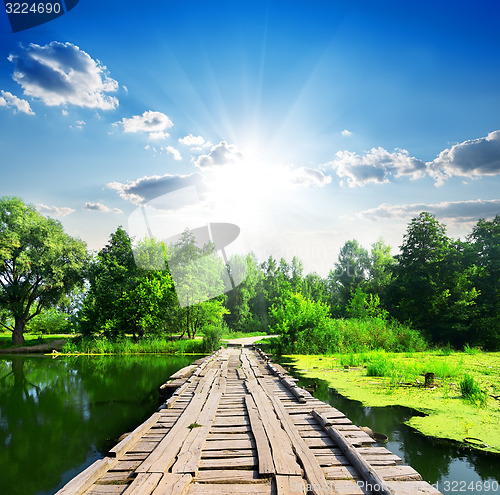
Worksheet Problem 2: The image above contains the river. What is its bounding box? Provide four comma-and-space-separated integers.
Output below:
282, 358, 500, 495
0, 353, 197, 495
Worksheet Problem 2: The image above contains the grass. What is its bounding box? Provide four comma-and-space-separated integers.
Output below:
0, 331, 72, 350
219, 330, 269, 340
460, 373, 488, 407
283, 350, 500, 454
61, 335, 205, 355
269, 317, 427, 356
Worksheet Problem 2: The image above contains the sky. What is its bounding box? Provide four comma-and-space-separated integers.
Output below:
1, 0, 500, 276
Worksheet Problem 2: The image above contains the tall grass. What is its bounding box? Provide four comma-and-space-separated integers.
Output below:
460, 373, 488, 407
62, 335, 204, 355
271, 317, 427, 355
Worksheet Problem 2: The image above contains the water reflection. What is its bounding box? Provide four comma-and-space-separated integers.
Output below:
282, 360, 500, 495
0, 354, 197, 495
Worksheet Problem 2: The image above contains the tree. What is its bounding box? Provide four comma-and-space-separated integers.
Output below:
468, 215, 500, 348
389, 212, 479, 345
302, 272, 329, 304
0, 197, 87, 345
331, 239, 370, 306
80, 231, 179, 339
368, 237, 395, 302
79, 226, 140, 338
166, 229, 228, 339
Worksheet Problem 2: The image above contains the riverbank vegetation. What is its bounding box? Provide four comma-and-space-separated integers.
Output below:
283, 350, 500, 454
1, 196, 500, 359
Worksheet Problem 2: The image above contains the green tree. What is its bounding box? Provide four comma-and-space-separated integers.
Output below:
302, 272, 329, 304
167, 229, 228, 339
270, 291, 332, 352
346, 286, 388, 319
81, 232, 179, 339
390, 212, 478, 345
468, 215, 500, 348
79, 226, 140, 338
331, 239, 370, 306
225, 253, 262, 332
368, 237, 395, 301
0, 197, 87, 345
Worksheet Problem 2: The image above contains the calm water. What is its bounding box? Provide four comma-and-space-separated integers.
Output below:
0, 354, 198, 495
282, 359, 500, 495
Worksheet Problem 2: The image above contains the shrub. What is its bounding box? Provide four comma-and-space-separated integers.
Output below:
202, 322, 225, 353
460, 373, 488, 407
28, 308, 72, 335
366, 352, 394, 377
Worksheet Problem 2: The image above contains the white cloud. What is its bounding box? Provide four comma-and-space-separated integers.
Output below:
430, 131, 500, 185
70, 119, 86, 129
8, 41, 118, 110
341, 129, 352, 137
108, 173, 204, 205
178, 134, 212, 150
36, 204, 75, 217
83, 202, 122, 214
149, 131, 170, 140
330, 147, 427, 187
164, 146, 182, 161
358, 198, 500, 223
289, 167, 332, 187
115, 110, 173, 140
193, 141, 243, 169
0, 90, 34, 115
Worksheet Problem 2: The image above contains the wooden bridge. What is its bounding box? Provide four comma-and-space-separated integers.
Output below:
57, 346, 441, 495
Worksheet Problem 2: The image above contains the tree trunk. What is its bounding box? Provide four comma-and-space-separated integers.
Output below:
12, 318, 26, 346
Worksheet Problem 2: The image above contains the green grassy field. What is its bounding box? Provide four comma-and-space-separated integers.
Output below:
286, 350, 500, 454
0, 331, 71, 350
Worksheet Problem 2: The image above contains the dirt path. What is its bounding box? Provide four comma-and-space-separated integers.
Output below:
223, 334, 278, 346
0, 339, 67, 354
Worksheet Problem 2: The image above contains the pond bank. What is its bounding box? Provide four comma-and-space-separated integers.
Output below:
282, 351, 500, 455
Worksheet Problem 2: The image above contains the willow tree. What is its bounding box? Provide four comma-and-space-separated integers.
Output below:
0, 197, 87, 345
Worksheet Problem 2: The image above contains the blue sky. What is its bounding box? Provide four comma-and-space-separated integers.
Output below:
1, 0, 500, 275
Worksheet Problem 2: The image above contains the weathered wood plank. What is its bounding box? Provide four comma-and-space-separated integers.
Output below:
122, 472, 162, 494
202, 438, 255, 450
152, 473, 192, 495
109, 413, 161, 458
187, 483, 272, 494
245, 394, 275, 476
198, 455, 257, 469
256, 377, 331, 495
195, 470, 261, 483
313, 410, 397, 495
172, 386, 224, 474
55, 458, 118, 495
245, 379, 301, 476
275, 475, 307, 495
201, 449, 255, 458
136, 368, 220, 474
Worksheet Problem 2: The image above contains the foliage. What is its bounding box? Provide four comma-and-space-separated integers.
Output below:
287, 351, 500, 453
468, 215, 500, 349
330, 239, 370, 306
61, 335, 204, 354
0, 196, 88, 345
389, 212, 480, 346
202, 321, 225, 353
346, 287, 388, 319
269, 291, 426, 355
460, 373, 488, 407
27, 308, 72, 335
